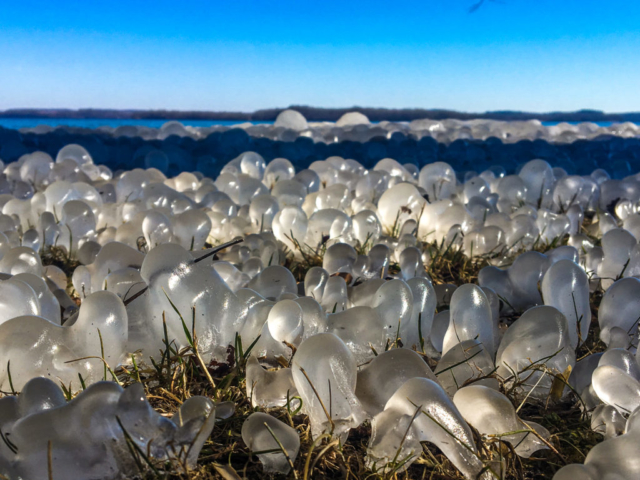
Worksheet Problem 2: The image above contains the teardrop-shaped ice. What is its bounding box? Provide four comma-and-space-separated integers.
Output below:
246, 357, 298, 408
377, 183, 426, 233
267, 299, 304, 345
403, 276, 437, 352
453, 385, 550, 457
598, 277, 640, 345
442, 284, 495, 357
373, 279, 413, 346
591, 404, 626, 439
435, 339, 497, 396
541, 259, 591, 348
367, 377, 488, 479
0, 277, 41, 326
323, 243, 357, 275
0, 290, 127, 390
140, 243, 242, 359
592, 365, 640, 413
496, 305, 575, 399
599, 348, 640, 381
241, 412, 300, 474
355, 349, 437, 416
291, 333, 365, 441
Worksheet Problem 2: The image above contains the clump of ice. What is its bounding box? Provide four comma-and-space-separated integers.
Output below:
0, 378, 217, 480
1, 132, 640, 478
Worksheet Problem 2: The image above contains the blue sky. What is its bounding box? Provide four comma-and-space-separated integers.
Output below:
1, 0, 639, 112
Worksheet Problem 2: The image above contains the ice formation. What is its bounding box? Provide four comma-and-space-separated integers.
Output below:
0, 378, 218, 479
0, 112, 640, 478
241, 412, 300, 474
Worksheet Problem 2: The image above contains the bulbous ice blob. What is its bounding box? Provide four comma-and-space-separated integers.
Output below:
246, 357, 298, 408
399, 246, 425, 280
553, 430, 640, 479
249, 194, 279, 230
442, 284, 495, 357
171, 395, 218, 468
597, 228, 637, 289
368, 243, 390, 277
172, 209, 212, 251
347, 278, 385, 307
247, 265, 297, 300
323, 243, 357, 275
352, 209, 382, 246
56, 144, 92, 165
591, 404, 626, 439
273, 206, 308, 253
140, 243, 243, 359
73, 241, 144, 295
435, 339, 497, 396
76, 240, 101, 265
430, 318, 453, 360
321, 275, 348, 312
0, 277, 40, 326
419, 162, 457, 201
0, 290, 127, 390
336, 111, 370, 126
241, 412, 300, 474
367, 378, 488, 479
294, 169, 321, 193
453, 385, 550, 457
402, 276, 437, 352
518, 159, 555, 207
12, 273, 61, 324
267, 299, 304, 344
463, 226, 505, 256
142, 210, 174, 248
327, 305, 389, 361
0, 246, 43, 276
295, 296, 327, 338
236, 152, 266, 180
355, 349, 437, 416
377, 183, 426, 233
44, 180, 102, 213
263, 158, 296, 188
541, 259, 591, 348
496, 305, 575, 399
60, 199, 96, 252
304, 266, 329, 301
373, 279, 413, 343
5, 379, 215, 479
569, 352, 602, 399
599, 348, 640, 381
507, 251, 550, 311
497, 175, 528, 207
598, 277, 640, 345
592, 365, 640, 413
291, 333, 365, 441
17, 376, 67, 416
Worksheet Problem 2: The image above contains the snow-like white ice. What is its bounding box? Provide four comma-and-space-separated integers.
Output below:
0, 113, 639, 478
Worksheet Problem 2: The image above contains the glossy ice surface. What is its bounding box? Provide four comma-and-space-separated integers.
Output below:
0, 114, 639, 478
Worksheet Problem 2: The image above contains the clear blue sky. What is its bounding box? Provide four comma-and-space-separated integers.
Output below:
1, 0, 639, 113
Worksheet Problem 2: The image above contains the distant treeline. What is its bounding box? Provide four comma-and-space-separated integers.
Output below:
2, 106, 640, 123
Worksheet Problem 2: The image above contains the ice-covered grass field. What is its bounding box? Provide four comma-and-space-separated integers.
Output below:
0, 110, 640, 479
